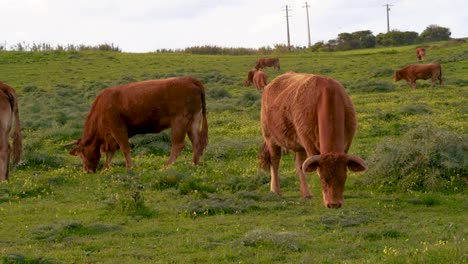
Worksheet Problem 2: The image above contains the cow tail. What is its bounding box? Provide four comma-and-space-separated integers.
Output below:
12, 92, 22, 165
193, 79, 208, 155
439, 66, 443, 84
258, 142, 271, 171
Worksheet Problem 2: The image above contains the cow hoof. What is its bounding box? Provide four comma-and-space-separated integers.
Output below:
127, 168, 134, 176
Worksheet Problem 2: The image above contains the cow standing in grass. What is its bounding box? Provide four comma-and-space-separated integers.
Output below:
394, 63, 442, 88
255, 57, 280, 70
259, 72, 367, 208
244, 69, 268, 91
252, 70, 268, 91
65, 77, 208, 173
416, 47, 426, 61
0, 81, 22, 181
244, 68, 257, 87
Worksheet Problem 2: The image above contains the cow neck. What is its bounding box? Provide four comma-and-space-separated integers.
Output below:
317, 86, 345, 155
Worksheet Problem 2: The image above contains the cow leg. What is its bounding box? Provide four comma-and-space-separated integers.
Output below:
268, 143, 282, 195
0, 148, 9, 181
295, 151, 312, 199
102, 151, 115, 170
111, 129, 133, 169
187, 111, 202, 165
0, 125, 10, 181
165, 119, 187, 168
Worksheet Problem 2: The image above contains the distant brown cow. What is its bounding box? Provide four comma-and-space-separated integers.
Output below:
244, 68, 257, 86
255, 57, 280, 70
253, 70, 268, 91
244, 69, 268, 91
65, 77, 208, 173
394, 63, 442, 88
259, 72, 367, 208
416, 47, 426, 61
0, 81, 22, 181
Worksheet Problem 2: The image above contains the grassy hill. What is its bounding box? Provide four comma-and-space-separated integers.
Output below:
0, 40, 467, 263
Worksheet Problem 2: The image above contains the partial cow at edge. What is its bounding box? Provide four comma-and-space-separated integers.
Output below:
244, 68, 268, 91
259, 72, 367, 208
394, 63, 442, 88
416, 47, 426, 61
0, 81, 22, 181
65, 77, 208, 173
255, 57, 280, 70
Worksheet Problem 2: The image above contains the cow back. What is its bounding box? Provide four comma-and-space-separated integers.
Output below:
82, 77, 205, 141
262, 73, 356, 153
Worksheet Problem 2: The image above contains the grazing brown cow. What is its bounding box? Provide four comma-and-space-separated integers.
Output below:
255, 57, 280, 70
0, 81, 22, 181
244, 68, 257, 86
244, 69, 268, 91
394, 63, 442, 88
259, 72, 367, 208
416, 47, 426, 61
65, 77, 208, 173
252, 70, 268, 91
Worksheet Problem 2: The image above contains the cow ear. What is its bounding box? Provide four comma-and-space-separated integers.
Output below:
346, 155, 368, 172
302, 155, 320, 174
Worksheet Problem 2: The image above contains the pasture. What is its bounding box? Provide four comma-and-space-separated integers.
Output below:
0, 40, 467, 263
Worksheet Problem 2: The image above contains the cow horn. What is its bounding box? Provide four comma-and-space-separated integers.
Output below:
62, 139, 80, 147
302, 155, 321, 174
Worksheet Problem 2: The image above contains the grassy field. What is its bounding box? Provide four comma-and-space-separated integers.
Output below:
0, 40, 467, 263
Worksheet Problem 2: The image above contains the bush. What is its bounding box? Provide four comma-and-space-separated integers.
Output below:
370, 67, 394, 78
362, 124, 467, 192
345, 80, 395, 93
208, 87, 231, 99
237, 91, 260, 107
400, 103, 432, 116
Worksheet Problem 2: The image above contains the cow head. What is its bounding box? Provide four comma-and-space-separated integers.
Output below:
394, 71, 402, 82
302, 153, 367, 208
245, 69, 256, 86
64, 139, 101, 173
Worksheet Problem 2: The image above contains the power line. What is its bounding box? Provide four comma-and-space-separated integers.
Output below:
282, 5, 292, 50
303, 2, 312, 47
383, 4, 393, 33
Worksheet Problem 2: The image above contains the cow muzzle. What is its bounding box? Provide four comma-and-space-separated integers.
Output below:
326, 202, 342, 209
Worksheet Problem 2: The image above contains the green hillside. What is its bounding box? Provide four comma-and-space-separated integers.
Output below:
0, 40, 467, 263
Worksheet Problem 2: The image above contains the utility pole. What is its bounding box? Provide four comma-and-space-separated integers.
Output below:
383, 4, 393, 33
303, 2, 312, 47
283, 5, 292, 51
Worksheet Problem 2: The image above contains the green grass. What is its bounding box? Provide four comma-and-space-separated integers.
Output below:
0, 40, 467, 263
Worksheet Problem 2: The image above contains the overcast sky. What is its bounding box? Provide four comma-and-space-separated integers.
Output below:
1, 0, 467, 52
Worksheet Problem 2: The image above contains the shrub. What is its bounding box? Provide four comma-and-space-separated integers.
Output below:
400, 103, 432, 116
362, 124, 467, 192
241, 229, 306, 252
345, 80, 395, 93
237, 91, 260, 107
208, 87, 231, 99
370, 67, 394, 78
183, 195, 258, 217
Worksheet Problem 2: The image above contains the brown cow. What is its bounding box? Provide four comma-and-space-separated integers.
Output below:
259, 72, 367, 208
255, 57, 280, 70
416, 47, 426, 61
65, 77, 208, 173
253, 70, 268, 91
0, 81, 22, 181
244, 69, 268, 91
244, 68, 257, 86
394, 63, 442, 88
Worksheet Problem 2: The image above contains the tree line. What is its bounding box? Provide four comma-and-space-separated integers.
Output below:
310, 24, 452, 52
0, 25, 454, 55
